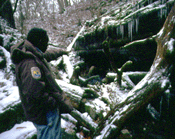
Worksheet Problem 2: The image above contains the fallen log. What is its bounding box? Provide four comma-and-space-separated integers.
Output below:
56, 79, 84, 109
70, 109, 98, 133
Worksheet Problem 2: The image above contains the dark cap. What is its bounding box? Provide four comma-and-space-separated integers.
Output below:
27, 28, 49, 52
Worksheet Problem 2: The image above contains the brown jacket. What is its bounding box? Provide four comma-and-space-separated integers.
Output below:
10, 40, 73, 125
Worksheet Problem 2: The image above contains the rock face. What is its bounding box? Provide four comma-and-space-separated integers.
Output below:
0, 0, 175, 139
73, 0, 174, 75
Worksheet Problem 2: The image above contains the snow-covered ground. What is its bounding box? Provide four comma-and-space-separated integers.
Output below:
0, 46, 20, 113
0, 122, 36, 139
0, 118, 78, 139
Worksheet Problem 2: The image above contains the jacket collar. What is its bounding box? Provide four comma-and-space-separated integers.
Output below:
11, 40, 44, 64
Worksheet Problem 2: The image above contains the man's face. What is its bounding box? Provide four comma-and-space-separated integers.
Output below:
40, 41, 48, 52
39, 36, 49, 52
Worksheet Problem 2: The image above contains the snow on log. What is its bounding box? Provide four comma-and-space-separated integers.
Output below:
62, 55, 74, 79
70, 109, 98, 133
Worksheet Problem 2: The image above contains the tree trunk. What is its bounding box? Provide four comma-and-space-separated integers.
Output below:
64, 0, 69, 7
0, 0, 15, 28
12, 0, 19, 14
57, 0, 65, 14
94, 4, 175, 138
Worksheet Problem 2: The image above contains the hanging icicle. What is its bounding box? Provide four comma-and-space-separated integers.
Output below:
128, 20, 133, 41
136, 17, 139, 34
120, 24, 124, 39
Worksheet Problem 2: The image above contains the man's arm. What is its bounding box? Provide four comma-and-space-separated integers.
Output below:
44, 48, 69, 62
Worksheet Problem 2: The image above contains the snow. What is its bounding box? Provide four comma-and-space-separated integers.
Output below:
101, 16, 112, 27
76, 133, 84, 139
56, 79, 84, 97
0, 118, 77, 139
170, 15, 175, 24
61, 113, 77, 123
67, 25, 85, 52
0, 86, 20, 113
161, 78, 170, 89
97, 123, 117, 139
100, 81, 129, 104
157, 27, 164, 38
81, 112, 98, 128
50, 56, 62, 67
62, 55, 74, 79
0, 46, 20, 113
0, 46, 12, 72
61, 118, 76, 134
0, 121, 36, 139
167, 38, 175, 53
85, 98, 110, 116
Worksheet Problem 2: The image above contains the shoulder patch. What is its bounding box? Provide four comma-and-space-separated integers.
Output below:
31, 67, 41, 79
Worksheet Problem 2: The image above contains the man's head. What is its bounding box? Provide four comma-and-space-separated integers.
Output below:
27, 28, 49, 52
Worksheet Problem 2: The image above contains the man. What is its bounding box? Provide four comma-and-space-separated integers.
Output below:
10, 28, 73, 139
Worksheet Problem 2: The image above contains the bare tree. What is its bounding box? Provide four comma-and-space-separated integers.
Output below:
19, 0, 25, 34
57, 0, 65, 13
12, 0, 19, 14
57, 0, 70, 14
64, 0, 69, 7
0, 0, 15, 28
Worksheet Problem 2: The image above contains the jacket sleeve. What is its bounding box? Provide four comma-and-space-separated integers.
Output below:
44, 48, 69, 62
43, 69, 73, 114
19, 59, 57, 108
51, 91, 73, 114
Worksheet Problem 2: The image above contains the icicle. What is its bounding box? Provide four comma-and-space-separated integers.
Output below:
158, 9, 161, 19
132, 19, 134, 33
136, 17, 139, 34
120, 24, 124, 39
165, 89, 171, 109
159, 96, 163, 115
128, 21, 133, 41
160, 8, 163, 18
137, 3, 140, 10
162, 0, 165, 4
116, 26, 119, 36
131, 20, 133, 41
167, 91, 170, 109
163, 7, 168, 18
128, 22, 130, 39
159, 0, 161, 4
